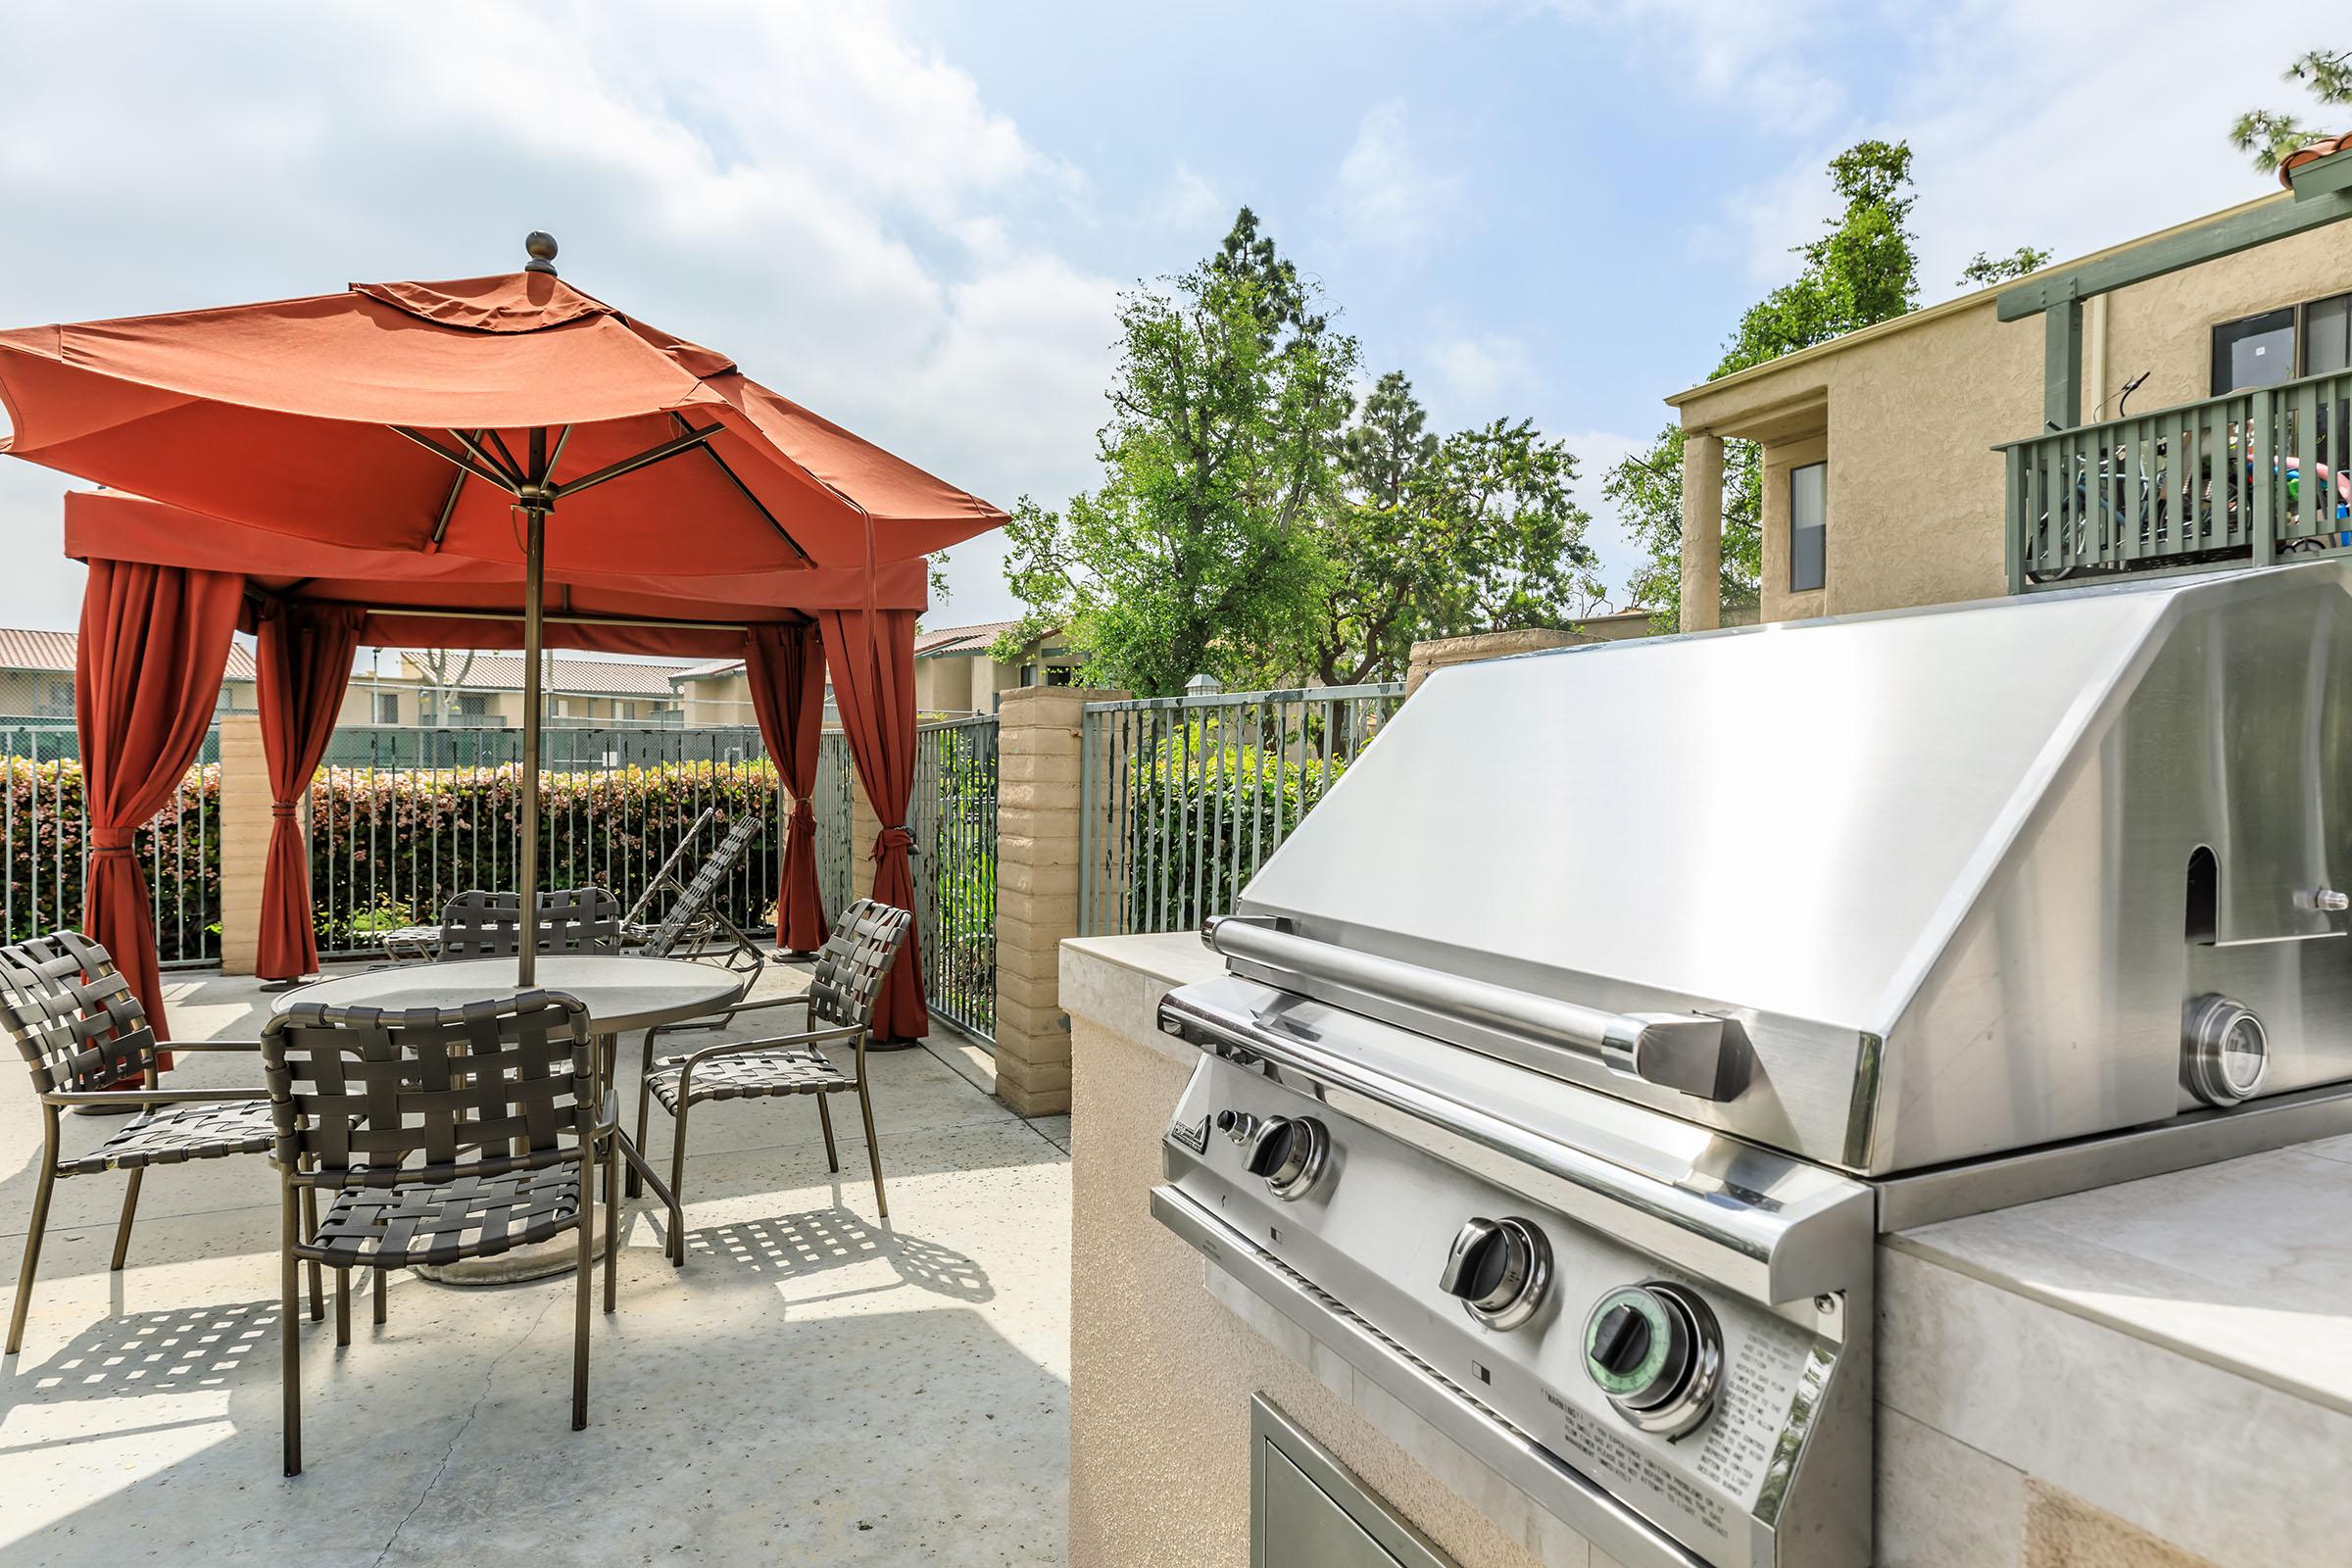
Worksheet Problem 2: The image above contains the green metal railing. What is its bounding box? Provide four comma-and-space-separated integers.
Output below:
2005, 368, 2352, 589
1077, 683, 1403, 939
910, 715, 998, 1042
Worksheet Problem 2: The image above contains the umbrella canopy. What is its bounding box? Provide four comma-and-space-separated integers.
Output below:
64, 490, 930, 658
1, 238, 998, 1021
0, 260, 1004, 569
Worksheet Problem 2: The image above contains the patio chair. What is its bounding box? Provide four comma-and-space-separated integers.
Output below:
1, 930, 288, 1357
439, 886, 622, 959
633, 899, 910, 1263
627, 811, 766, 972
261, 990, 614, 1475
618, 805, 719, 929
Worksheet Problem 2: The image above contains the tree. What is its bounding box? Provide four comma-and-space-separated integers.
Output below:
411, 647, 479, 721
1958, 246, 2051, 288
997, 209, 1359, 695
1300, 373, 1602, 684
1608, 140, 1923, 629
2231, 49, 2352, 172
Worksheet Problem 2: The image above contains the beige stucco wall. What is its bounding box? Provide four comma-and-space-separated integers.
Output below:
1675, 209, 2352, 625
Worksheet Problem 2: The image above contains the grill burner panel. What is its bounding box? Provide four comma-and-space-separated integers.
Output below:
1158, 980, 1873, 1568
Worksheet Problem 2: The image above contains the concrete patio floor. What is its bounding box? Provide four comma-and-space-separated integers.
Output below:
0, 963, 1072, 1567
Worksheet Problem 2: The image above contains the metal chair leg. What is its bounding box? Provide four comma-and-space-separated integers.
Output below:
111, 1167, 143, 1272
603, 1127, 619, 1314
667, 1101, 691, 1268
334, 1270, 351, 1348
301, 1185, 322, 1321
570, 1206, 592, 1432
372, 1266, 387, 1326
280, 1185, 303, 1477
628, 1031, 653, 1200
855, 1081, 888, 1220
815, 1093, 839, 1172
7, 1111, 60, 1355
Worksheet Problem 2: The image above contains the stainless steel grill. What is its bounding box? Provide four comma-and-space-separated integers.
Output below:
1152, 563, 2352, 1567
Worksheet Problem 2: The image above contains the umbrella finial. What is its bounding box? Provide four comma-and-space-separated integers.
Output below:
523, 231, 559, 275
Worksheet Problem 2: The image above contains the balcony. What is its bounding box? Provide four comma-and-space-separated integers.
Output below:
2003, 368, 2352, 589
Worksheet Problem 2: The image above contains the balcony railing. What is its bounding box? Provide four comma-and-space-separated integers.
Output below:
2004, 368, 2352, 590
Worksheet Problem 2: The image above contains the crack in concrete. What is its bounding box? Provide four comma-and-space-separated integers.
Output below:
369, 1292, 559, 1568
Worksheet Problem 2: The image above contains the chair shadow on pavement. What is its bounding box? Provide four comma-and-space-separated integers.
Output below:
680, 1208, 993, 1304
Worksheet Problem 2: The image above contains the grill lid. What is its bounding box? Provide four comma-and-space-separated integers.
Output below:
1225, 564, 2352, 1171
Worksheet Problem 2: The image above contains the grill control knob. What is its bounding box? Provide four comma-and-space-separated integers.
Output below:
1438, 1217, 1552, 1331
1245, 1116, 1329, 1200
1583, 1282, 1722, 1438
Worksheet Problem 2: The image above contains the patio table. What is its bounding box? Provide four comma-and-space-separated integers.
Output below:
272, 956, 748, 1283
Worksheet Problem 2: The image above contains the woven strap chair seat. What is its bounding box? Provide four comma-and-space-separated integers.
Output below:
58, 1098, 274, 1177
298, 1164, 584, 1268
647, 1048, 846, 1111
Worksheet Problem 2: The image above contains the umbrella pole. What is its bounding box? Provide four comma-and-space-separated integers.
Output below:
518, 443, 549, 988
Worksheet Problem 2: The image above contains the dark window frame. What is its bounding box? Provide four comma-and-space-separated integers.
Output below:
1788, 460, 1827, 594
2212, 289, 2352, 395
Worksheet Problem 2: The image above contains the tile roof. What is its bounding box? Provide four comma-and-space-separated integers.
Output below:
0, 627, 257, 681
914, 619, 1023, 659
395, 654, 701, 697
662, 620, 1038, 685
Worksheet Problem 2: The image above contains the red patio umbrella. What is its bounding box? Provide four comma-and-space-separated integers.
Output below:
0, 234, 1004, 1016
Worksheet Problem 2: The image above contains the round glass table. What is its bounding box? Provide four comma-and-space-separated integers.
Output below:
273, 956, 749, 1282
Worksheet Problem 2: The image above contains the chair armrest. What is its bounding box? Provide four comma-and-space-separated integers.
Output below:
671, 1023, 861, 1069
645, 992, 809, 1041
161, 1039, 268, 1053
44, 1086, 270, 1107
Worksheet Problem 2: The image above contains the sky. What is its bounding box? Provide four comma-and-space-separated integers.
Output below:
0, 0, 2316, 642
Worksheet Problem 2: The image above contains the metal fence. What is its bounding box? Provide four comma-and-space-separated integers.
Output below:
1077, 683, 1403, 938
309, 725, 787, 958
0, 721, 224, 968
910, 715, 998, 1041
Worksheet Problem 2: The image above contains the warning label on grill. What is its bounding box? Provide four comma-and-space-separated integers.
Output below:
1695, 1316, 1814, 1505
1543, 1311, 1822, 1557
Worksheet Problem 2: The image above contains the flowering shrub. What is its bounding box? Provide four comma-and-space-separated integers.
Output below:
309, 761, 785, 953
3, 759, 223, 961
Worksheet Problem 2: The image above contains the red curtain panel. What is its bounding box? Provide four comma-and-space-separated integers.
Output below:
747, 619, 829, 953
255, 602, 364, 981
817, 607, 927, 1041
74, 560, 245, 1051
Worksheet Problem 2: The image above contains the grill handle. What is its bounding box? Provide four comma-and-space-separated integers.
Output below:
1204, 915, 1738, 1102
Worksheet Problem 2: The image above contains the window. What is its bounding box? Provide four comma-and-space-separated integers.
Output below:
375, 693, 399, 723
1789, 462, 1827, 593
2213, 292, 2351, 393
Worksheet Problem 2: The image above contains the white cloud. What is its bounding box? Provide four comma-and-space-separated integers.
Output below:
1332, 101, 1463, 259
1538, 0, 1848, 137
1421, 332, 1541, 423
1712, 2, 2290, 300
1144, 164, 1228, 237
0, 0, 1119, 630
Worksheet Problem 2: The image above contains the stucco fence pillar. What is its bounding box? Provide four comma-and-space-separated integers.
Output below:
993, 686, 1126, 1116
216, 713, 271, 975
1403, 626, 1606, 697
